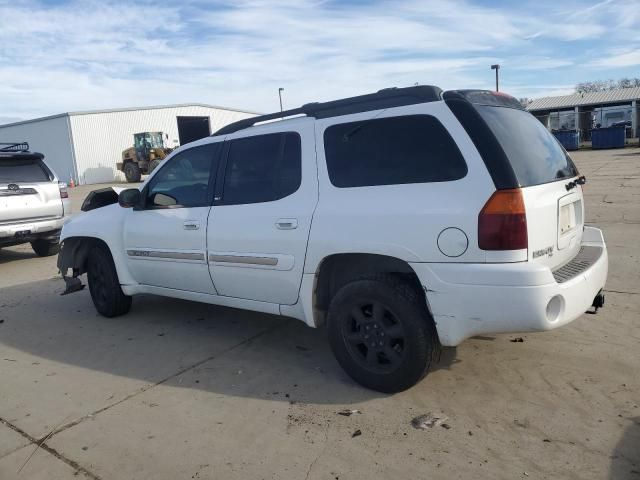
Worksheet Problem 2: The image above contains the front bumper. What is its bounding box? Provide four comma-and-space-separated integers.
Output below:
410, 226, 608, 346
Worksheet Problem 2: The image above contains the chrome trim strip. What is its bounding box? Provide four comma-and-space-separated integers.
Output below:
209, 254, 278, 266
127, 250, 204, 261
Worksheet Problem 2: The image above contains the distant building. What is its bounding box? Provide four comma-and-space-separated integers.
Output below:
0, 104, 256, 185
527, 87, 640, 142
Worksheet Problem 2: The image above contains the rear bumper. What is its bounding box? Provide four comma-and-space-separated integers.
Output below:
410, 226, 608, 346
0, 217, 65, 245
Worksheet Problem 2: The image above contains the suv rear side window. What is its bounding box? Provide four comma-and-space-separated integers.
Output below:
222, 132, 301, 205
0, 159, 49, 183
477, 106, 579, 186
323, 115, 467, 188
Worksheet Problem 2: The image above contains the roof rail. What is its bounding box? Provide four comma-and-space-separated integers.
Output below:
213, 85, 442, 136
0, 142, 30, 152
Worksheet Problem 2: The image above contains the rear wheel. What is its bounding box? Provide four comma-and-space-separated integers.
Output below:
123, 162, 141, 183
30, 238, 60, 257
327, 275, 438, 393
87, 245, 132, 317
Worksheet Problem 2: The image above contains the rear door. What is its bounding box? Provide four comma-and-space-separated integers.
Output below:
0, 156, 63, 225
207, 121, 317, 305
476, 104, 583, 269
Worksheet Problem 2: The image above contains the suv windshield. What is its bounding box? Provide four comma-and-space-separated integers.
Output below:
0, 158, 49, 183
477, 106, 579, 187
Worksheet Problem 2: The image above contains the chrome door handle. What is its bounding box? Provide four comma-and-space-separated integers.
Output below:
276, 218, 298, 230
183, 221, 200, 230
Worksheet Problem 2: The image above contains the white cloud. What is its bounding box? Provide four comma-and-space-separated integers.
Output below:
588, 48, 640, 67
0, 0, 638, 120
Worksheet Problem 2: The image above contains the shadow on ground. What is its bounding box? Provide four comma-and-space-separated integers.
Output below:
0, 277, 458, 405
610, 417, 640, 480
0, 247, 37, 265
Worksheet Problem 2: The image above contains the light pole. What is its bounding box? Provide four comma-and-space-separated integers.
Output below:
490, 64, 500, 92
278, 88, 284, 112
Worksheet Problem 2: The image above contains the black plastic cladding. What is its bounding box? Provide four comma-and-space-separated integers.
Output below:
212, 86, 443, 136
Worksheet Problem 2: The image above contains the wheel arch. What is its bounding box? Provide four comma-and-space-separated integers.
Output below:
310, 252, 429, 326
58, 236, 133, 286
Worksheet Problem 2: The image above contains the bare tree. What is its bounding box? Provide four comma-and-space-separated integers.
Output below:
519, 97, 532, 108
575, 78, 640, 93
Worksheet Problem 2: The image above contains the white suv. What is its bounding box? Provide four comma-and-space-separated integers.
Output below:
1, 142, 70, 256
58, 87, 608, 392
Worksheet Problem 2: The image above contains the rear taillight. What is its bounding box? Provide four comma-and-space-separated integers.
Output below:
478, 188, 527, 250
58, 182, 68, 199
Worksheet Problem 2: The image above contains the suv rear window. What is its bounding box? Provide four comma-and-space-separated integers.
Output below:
324, 115, 467, 188
477, 106, 578, 187
0, 158, 50, 183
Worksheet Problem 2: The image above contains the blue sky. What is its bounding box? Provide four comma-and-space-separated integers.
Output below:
1, 0, 639, 123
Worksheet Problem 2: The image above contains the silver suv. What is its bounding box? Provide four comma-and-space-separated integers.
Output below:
0, 142, 70, 257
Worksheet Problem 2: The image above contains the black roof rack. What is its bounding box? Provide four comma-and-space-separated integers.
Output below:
213, 85, 443, 136
0, 142, 30, 152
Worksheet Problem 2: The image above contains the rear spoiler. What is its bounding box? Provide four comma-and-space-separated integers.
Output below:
443, 90, 524, 110
0, 142, 44, 161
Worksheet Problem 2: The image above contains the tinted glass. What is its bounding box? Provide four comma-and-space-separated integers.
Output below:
0, 159, 49, 182
477, 106, 579, 187
146, 143, 219, 207
222, 132, 301, 205
323, 115, 467, 188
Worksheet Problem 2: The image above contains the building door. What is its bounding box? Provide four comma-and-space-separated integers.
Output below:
177, 116, 211, 146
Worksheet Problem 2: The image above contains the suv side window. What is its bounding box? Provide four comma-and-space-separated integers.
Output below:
221, 132, 301, 205
145, 143, 220, 208
323, 115, 467, 188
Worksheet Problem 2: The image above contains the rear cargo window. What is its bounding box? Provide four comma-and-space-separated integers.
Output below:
0, 159, 49, 183
477, 106, 578, 187
324, 115, 467, 188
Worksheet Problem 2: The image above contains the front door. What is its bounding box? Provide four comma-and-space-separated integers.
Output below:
123, 142, 221, 294
207, 122, 317, 305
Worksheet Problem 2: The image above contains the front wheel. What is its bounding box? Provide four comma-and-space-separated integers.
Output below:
123, 162, 141, 183
87, 245, 132, 317
327, 275, 438, 393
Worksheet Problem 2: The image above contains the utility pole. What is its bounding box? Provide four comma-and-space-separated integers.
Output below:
490, 64, 500, 92
278, 88, 284, 112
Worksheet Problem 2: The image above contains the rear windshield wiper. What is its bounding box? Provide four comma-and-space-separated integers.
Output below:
566, 175, 586, 191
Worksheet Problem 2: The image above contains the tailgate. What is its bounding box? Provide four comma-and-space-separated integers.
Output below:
521, 180, 584, 270
0, 158, 63, 224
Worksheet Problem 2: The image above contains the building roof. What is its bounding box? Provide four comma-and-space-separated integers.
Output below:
0, 103, 260, 129
527, 86, 640, 111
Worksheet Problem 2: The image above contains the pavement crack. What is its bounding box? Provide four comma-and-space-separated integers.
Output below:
304, 424, 329, 480
605, 289, 640, 295
45, 320, 286, 440
0, 416, 101, 479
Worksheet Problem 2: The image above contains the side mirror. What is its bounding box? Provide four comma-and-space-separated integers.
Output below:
118, 188, 141, 208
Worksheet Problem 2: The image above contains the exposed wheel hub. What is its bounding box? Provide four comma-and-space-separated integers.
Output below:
342, 301, 406, 372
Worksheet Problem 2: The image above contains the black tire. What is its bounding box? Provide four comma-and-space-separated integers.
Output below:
87, 245, 132, 317
148, 159, 161, 174
327, 275, 438, 393
30, 238, 60, 257
123, 162, 141, 183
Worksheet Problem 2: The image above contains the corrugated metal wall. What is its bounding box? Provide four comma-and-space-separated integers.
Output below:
69, 106, 255, 184
0, 116, 75, 182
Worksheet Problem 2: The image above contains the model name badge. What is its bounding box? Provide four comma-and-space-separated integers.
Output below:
129, 250, 150, 257
532, 246, 554, 258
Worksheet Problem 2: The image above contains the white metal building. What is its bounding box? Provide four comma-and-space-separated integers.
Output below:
0, 104, 256, 184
